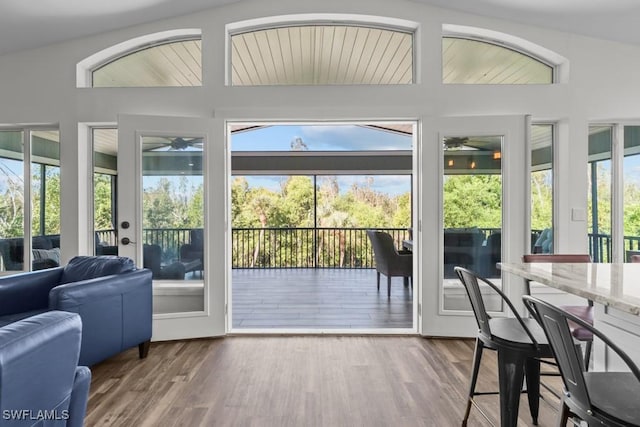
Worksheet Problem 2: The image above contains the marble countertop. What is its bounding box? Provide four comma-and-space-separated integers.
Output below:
498, 262, 640, 316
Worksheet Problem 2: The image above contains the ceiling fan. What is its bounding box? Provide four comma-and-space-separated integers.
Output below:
167, 137, 203, 150
443, 136, 469, 150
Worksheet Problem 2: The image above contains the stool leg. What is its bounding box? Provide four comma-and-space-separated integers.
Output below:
524, 357, 541, 425
497, 348, 526, 427
583, 340, 592, 370
462, 339, 484, 426
557, 400, 570, 427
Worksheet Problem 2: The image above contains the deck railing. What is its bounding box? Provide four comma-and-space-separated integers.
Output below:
94, 227, 640, 267
232, 227, 411, 268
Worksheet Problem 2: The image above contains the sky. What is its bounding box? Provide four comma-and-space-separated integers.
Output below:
230, 124, 412, 151
239, 175, 411, 197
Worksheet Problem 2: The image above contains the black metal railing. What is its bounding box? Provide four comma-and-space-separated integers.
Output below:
95, 226, 409, 268
232, 227, 410, 269
94, 226, 640, 267
95, 229, 117, 246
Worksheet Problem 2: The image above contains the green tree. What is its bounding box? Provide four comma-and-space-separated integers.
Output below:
143, 178, 178, 229
392, 193, 411, 227
231, 177, 251, 227
0, 162, 24, 238
588, 163, 611, 235
187, 185, 204, 228
32, 166, 62, 235
531, 170, 553, 230
280, 176, 314, 226
94, 173, 115, 230
443, 175, 502, 228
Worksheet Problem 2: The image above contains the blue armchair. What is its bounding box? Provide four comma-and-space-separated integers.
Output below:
0, 311, 91, 426
0, 256, 153, 366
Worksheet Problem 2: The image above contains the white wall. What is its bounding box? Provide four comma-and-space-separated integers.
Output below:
1, 0, 640, 328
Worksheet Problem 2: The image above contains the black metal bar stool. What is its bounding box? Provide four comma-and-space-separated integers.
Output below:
524, 296, 640, 426
455, 267, 554, 427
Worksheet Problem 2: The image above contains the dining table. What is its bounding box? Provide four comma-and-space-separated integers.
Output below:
498, 261, 640, 370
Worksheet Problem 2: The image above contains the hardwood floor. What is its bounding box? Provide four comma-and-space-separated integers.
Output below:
232, 269, 413, 329
86, 337, 562, 426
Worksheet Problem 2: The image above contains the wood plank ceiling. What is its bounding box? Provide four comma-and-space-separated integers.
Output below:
88, 29, 554, 87
92, 39, 202, 87
231, 25, 414, 85
443, 37, 553, 84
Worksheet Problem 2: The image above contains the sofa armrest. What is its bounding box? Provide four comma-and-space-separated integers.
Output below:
0, 267, 64, 316
49, 269, 152, 308
49, 269, 153, 366
67, 366, 91, 427
0, 311, 83, 419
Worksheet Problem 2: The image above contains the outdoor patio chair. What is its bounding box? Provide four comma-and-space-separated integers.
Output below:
366, 230, 412, 298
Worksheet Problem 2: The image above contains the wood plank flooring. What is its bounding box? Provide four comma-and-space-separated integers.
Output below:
86, 337, 563, 426
232, 269, 413, 329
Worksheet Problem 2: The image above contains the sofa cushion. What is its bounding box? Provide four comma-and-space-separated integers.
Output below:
0, 308, 50, 328
32, 247, 61, 265
60, 256, 135, 284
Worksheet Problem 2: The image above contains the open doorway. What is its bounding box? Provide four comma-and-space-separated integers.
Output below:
229, 121, 417, 332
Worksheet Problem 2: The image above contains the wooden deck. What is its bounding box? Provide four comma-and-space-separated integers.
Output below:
231, 268, 413, 330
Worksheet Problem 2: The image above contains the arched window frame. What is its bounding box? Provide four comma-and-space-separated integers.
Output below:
442, 24, 569, 84
225, 14, 420, 86
76, 29, 202, 88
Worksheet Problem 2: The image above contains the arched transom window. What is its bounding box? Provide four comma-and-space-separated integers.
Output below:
91, 38, 202, 87
443, 37, 554, 84
230, 24, 414, 86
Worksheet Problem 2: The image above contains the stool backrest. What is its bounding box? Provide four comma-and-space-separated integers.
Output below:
455, 267, 538, 345
523, 295, 640, 420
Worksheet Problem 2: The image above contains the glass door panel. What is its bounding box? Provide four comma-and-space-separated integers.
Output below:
30, 130, 61, 270
623, 125, 640, 261
530, 124, 554, 254
93, 128, 118, 256
588, 126, 612, 262
421, 115, 527, 337
141, 136, 205, 293
442, 135, 503, 312
118, 114, 225, 341
0, 131, 24, 272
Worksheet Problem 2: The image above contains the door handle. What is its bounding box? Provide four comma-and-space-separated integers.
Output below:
121, 237, 136, 245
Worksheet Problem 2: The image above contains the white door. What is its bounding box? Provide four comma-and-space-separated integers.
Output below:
118, 114, 226, 341
420, 115, 529, 337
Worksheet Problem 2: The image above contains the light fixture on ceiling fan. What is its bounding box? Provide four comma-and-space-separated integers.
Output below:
443, 136, 469, 150
168, 137, 203, 150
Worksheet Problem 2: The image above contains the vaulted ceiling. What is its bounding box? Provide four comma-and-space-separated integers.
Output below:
0, 0, 640, 57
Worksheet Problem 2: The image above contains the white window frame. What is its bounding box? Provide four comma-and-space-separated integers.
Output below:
0, 124, 60, 275
76, 29, 202, 88
442, 24, 569, 84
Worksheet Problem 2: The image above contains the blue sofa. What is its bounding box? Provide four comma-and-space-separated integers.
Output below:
0, 256, 153, 366
0, 311, 91, 426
